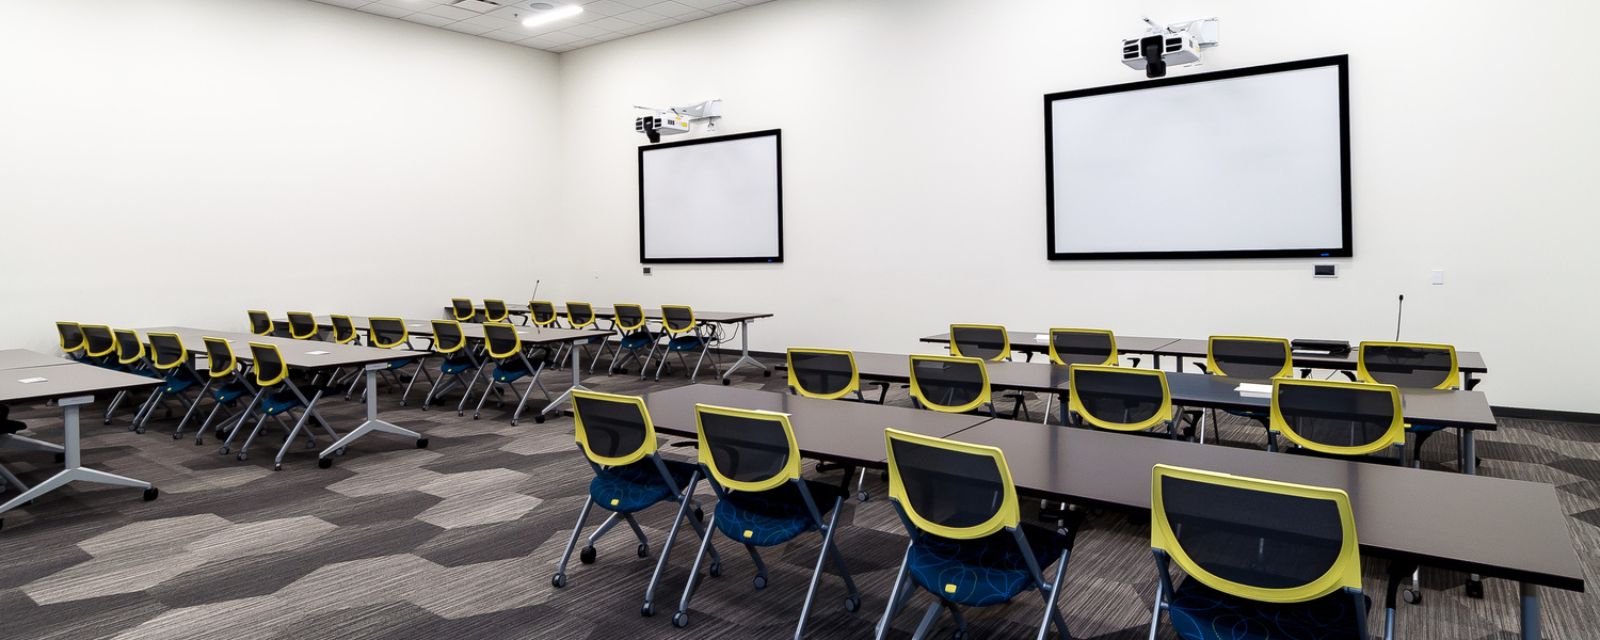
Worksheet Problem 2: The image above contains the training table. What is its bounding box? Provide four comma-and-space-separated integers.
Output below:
135, 327, 430, 469
0, 349, 79, 371
639, 384, 1581, 640
0, 354, 162, 527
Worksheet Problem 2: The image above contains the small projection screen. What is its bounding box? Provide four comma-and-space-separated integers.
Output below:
639, 129, 783, 263
1045, 56, 1351, 260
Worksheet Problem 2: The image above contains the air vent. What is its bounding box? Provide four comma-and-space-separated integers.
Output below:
450, 0, 502, 13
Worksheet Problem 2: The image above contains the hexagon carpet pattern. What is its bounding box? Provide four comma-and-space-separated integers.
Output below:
0, 355, 1595, 639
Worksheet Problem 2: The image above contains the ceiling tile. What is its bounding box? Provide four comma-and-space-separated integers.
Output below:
612, 8, 663, 23
483, 29, 534, 41
674, 0, 725, 8
312, 0, 370, 8
702, 2, 742, 14
539, 30, 584, 44
562, 22, 611, 38
358, 3, 415, 17
616, 22, 654, 34
578, 0, 628, 16
441, 20, 498, 34
642, 1, 697, 17
451, 0, 502, 13
422, 3, 479, 20
373, 0, 445, 8
586, 17, 634, 31
610, 0, 661, 7
461, 13, 519, 29
402, 12, 457, 26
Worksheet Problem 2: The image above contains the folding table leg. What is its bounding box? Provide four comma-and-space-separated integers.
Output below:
317, 365, 426, 469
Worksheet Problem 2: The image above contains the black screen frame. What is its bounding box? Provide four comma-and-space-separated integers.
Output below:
638, 128, 784, 264
1043, 55, 1353, 261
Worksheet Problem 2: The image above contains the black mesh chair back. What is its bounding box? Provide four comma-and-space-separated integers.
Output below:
203, 337, 238, 378
82, 324, 116, 358
1270, 380, 1405, 457
949, 324, 1010, 361
786, 349, 858, 399
695, 405, 797, 491
330, 315, 358, 345
1049, 328, 1117, 366
113, 329, 145, 366
368, 317, 409, 349
450, 298, 476, 322
909, 355, 990, 413
530, 301, 558, 326
1069, 365, 1170, 432
287, 312, 318, 340
1153, 464, 1359, 597
247, 310, 274, 336
1357, 342, 1458, 390
483, 323, 523, 359
567, 302, 596, 328
248, 342, 290, 387
148, 332, 188, 372
432, 320, 467, 354
1207, 336, 1292, 379
573, 392, 652, 464
662, 305, 696, 334
615, 304, 647, 331
56, 321, 86, 354
483, 299, 509, 323
887, 433, 1011, 534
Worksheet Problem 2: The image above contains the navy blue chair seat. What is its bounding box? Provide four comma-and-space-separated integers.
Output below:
492, 358, 532, 383
1166, 579, 1369, 640
667, 335, 706, 352
440, 353, 475, 375
260, 386, 325, 416
589, 458, 699, 514
159, 369, 203, 393
620, 332, 654, 349
213, 382, 250, 403
907, 522, 1069, 607
714, 479, 845, 547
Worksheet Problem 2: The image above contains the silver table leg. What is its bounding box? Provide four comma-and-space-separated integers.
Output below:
719, 320, 770, 383
0, 396, 155, 516
1521, 582, 1540, 639
541, 340, 589, 417
317, 365, 426, 467
1461, 428, 1477, 475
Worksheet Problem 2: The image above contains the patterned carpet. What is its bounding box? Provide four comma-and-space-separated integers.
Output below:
0, 352, 1595, 639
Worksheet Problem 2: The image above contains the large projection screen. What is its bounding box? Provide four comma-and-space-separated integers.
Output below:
639, 129, 783, 263
1045, 56, 1351, 260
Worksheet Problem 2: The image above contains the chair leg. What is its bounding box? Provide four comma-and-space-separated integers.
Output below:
674, 513, 720, 627
623, 513, 650, 549
855, 467, 870, 501
400, 360, 427, 406
875, 546, 913, 640
1034, 548, 1072, 640
645, 491, 698, 613
553, 498, 594, 588
1148, 579, 1164, 640
172, 382, 210, 438
472, 380, 497, 420
910, 601, 943, 640
457, 367, 486, 416
795, 498, 857, 639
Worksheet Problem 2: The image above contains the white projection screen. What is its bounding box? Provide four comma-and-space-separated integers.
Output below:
1045, 56, 1351, 260
639, 129, 783, 263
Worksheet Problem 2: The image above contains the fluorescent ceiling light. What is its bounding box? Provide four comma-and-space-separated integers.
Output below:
523, 5, 582, 28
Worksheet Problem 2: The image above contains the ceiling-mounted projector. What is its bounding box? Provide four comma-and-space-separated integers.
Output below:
1122, 17, 1219, 78
634, 99, 722, 143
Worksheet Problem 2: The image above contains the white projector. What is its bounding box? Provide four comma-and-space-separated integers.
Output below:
635, 113, 690, 137
1122, 31, 1201, 75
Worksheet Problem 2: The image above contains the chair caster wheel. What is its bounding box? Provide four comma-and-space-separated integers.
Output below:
1402, 588, 1421, 604
318, 458, 333, 469
844, 595, 861, 613
416, 438, 429, 449
763, 370, 772, 377
1465, 578, 1484, 599
472, 415, 480, 421
551, 573, 567, 589
534, 416, 545, 424
54, 453, 65, 463
579, 546, 596, 565
671, 612, 689, 629
135, 427, 146, 435
510, 420, 519, 427
236, 453, 248, 462
636, 543, 649, 558
219, 447, 230, 455
274, 464, 282, 472
721, 378, 731, 386
143, 487, 159, 501
172, 433, 182, 440
709, 561, 722, 578
640, 602, 655, 617
857, 491, 869, 502
753, 575, 767, 590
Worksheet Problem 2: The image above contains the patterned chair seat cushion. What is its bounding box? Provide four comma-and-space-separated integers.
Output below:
714, 479, 844, 547
667, 336, 706, 352
907, 522, 1068, 608
589, 458, 699, 514
213, 382, 250, 403
492, 359, 531, 383
1167, 579, 1368, 640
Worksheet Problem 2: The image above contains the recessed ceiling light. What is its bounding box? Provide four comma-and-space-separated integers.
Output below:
523, 4, 581, 27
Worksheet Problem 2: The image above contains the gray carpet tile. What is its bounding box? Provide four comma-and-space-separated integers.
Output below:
0, 353, 1595, 639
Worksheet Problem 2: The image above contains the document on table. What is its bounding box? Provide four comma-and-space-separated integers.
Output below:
1235, 383, 1271, 398
17, 377, 48, 384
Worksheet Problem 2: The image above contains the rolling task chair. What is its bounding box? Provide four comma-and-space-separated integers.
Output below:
948, 324, 1029, 419
104, 329, 154, 426
647, 305, 719, 383
552, 390, 716, 619
673, 404, 861, 637
221, 343, 338, 470
421, 319, 483, 415
1149, 464, 1378, 640
55, 321, 87, 361
875, 429, 1078, 640
908, 355, 997, 417
346, 317, 430, 405
528, 300, 561, 329
449, 298, 478, 323
483, 299, 511, 324
182, 337, 255, 445
786, 347, 890, 501
602, 303, 655, 375
247, 310, 276, 336
285, 311, 321, 341
1267, 378, 1407, 464
1066, 364, 1181, 439
133, 332, 206, 435
79, 324, 117, 367
471, 322, 550, 426
1356, 341, 1459, 468
1191, 335, 1293, 443
1041, 328, 1120, 424
553, 302, 604, 370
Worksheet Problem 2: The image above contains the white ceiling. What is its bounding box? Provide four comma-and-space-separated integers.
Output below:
309, 0, 772, 53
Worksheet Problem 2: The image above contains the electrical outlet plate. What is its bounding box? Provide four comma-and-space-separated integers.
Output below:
1313, 264, 1336, 278
642, 267, 652, 275
1431, 269, 1444, 285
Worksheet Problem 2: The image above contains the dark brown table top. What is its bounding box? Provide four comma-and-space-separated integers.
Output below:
1154, 338, 1489, 373
292, 316, 610, 346
953, 417, 1583, 592
836, 351, 1497, 430
0, 362, 160, 405
135, 327, 429, 369
447, 305, 773, 324
920, 331, 1178, 355
642, 384, 990, 467
0, 349, 76, 371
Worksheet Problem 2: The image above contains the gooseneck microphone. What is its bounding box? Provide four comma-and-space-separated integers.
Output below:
1394, 294, 1405, 341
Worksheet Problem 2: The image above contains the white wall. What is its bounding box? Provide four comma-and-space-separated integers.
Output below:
0, 0, 560, 347
547, 0, 1600, 412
